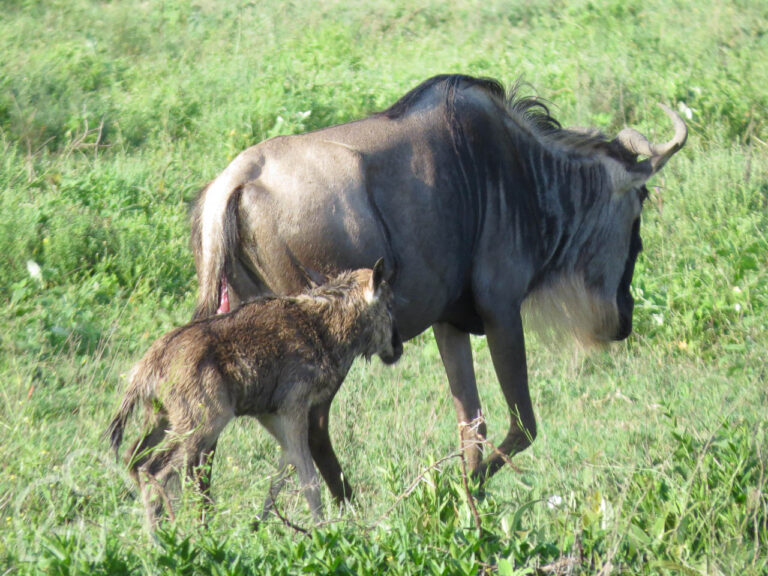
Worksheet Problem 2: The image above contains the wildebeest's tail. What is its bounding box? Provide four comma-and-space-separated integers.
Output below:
190, 177, 244, 319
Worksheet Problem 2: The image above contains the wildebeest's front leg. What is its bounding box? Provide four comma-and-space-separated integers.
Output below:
474, 306, 536, 481
308, 401, 353, 503
433, 322, 487, 473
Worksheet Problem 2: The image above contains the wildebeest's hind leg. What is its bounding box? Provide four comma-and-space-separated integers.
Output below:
473, 307, 536, 482
308, 401, 353, 503
433, 323, 487, 474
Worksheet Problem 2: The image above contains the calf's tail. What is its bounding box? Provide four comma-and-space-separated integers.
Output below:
104, 365, 149, 460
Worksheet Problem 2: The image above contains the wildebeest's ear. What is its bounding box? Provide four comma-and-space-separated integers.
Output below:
609, 103, 687, 194
604, 157, 654, 195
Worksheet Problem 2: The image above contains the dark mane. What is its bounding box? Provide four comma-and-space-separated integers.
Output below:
380, 74, 619, 157
381, 74, 506, 119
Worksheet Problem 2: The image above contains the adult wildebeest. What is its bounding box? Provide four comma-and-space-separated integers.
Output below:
190, 74, 686, 499
106, 261, 401, 528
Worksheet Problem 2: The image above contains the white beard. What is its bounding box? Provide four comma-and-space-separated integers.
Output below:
522, 274, 620, 348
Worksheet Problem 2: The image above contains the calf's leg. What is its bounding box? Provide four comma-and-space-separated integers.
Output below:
308, 401, 352, 503
136, 401, 229, 530
283, 415, 322, 519
194, 441, 217, 523
139, 433, 223, 530
256, 412, 322, 524
137, 442, 185, 530
253, 452, 293, 528
125, 415, 169, 483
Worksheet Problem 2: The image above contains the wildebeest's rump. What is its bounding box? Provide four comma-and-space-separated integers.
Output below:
190, 74, 686, 483
106, 261, 402, 529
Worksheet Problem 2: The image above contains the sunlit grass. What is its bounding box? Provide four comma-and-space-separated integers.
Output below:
1, 0, 766, 574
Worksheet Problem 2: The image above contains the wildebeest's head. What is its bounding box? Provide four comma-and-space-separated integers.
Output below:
358, 258, 403, 364
596, 105, 687, 341
524, 105, 687, 346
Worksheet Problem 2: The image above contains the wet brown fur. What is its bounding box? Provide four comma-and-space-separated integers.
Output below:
106, 266, 400, 528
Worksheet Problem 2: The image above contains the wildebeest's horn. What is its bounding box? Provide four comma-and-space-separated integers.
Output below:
616, 104, 688, 174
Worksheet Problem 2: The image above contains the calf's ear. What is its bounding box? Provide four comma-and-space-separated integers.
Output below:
370, 258, 386, 297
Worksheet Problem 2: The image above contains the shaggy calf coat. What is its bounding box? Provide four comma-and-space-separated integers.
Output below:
106, 262, 401, 528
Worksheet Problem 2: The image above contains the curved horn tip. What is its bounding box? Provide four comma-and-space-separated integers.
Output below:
657, 103, 688, 148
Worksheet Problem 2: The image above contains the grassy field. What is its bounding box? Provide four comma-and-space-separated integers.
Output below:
1, 0, 766, 573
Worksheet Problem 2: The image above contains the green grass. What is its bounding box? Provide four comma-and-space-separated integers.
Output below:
1, 0, 766, 574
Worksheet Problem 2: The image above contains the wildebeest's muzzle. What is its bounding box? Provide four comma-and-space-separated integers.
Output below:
613, 218, 642, 341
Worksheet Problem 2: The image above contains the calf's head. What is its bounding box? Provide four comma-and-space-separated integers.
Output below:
358, 259, 403, 364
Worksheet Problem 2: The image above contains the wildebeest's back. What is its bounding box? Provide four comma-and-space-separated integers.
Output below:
228, 93, 493, 337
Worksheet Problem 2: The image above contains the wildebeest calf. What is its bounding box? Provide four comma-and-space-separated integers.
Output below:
106, 260, 402, 528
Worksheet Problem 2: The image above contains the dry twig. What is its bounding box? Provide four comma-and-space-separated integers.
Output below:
458, 422, 483, 532
142, 473, 176, 523
268, 501, 310, 536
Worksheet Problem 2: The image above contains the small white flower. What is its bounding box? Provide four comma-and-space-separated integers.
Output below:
732, 286, 742, 294
734, 303, 742, 312
652, 313, 664, 326
547, 494, 563, 509
678, 102, 693, 120
501, 516, 510, 535
26, 260, 43, 283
